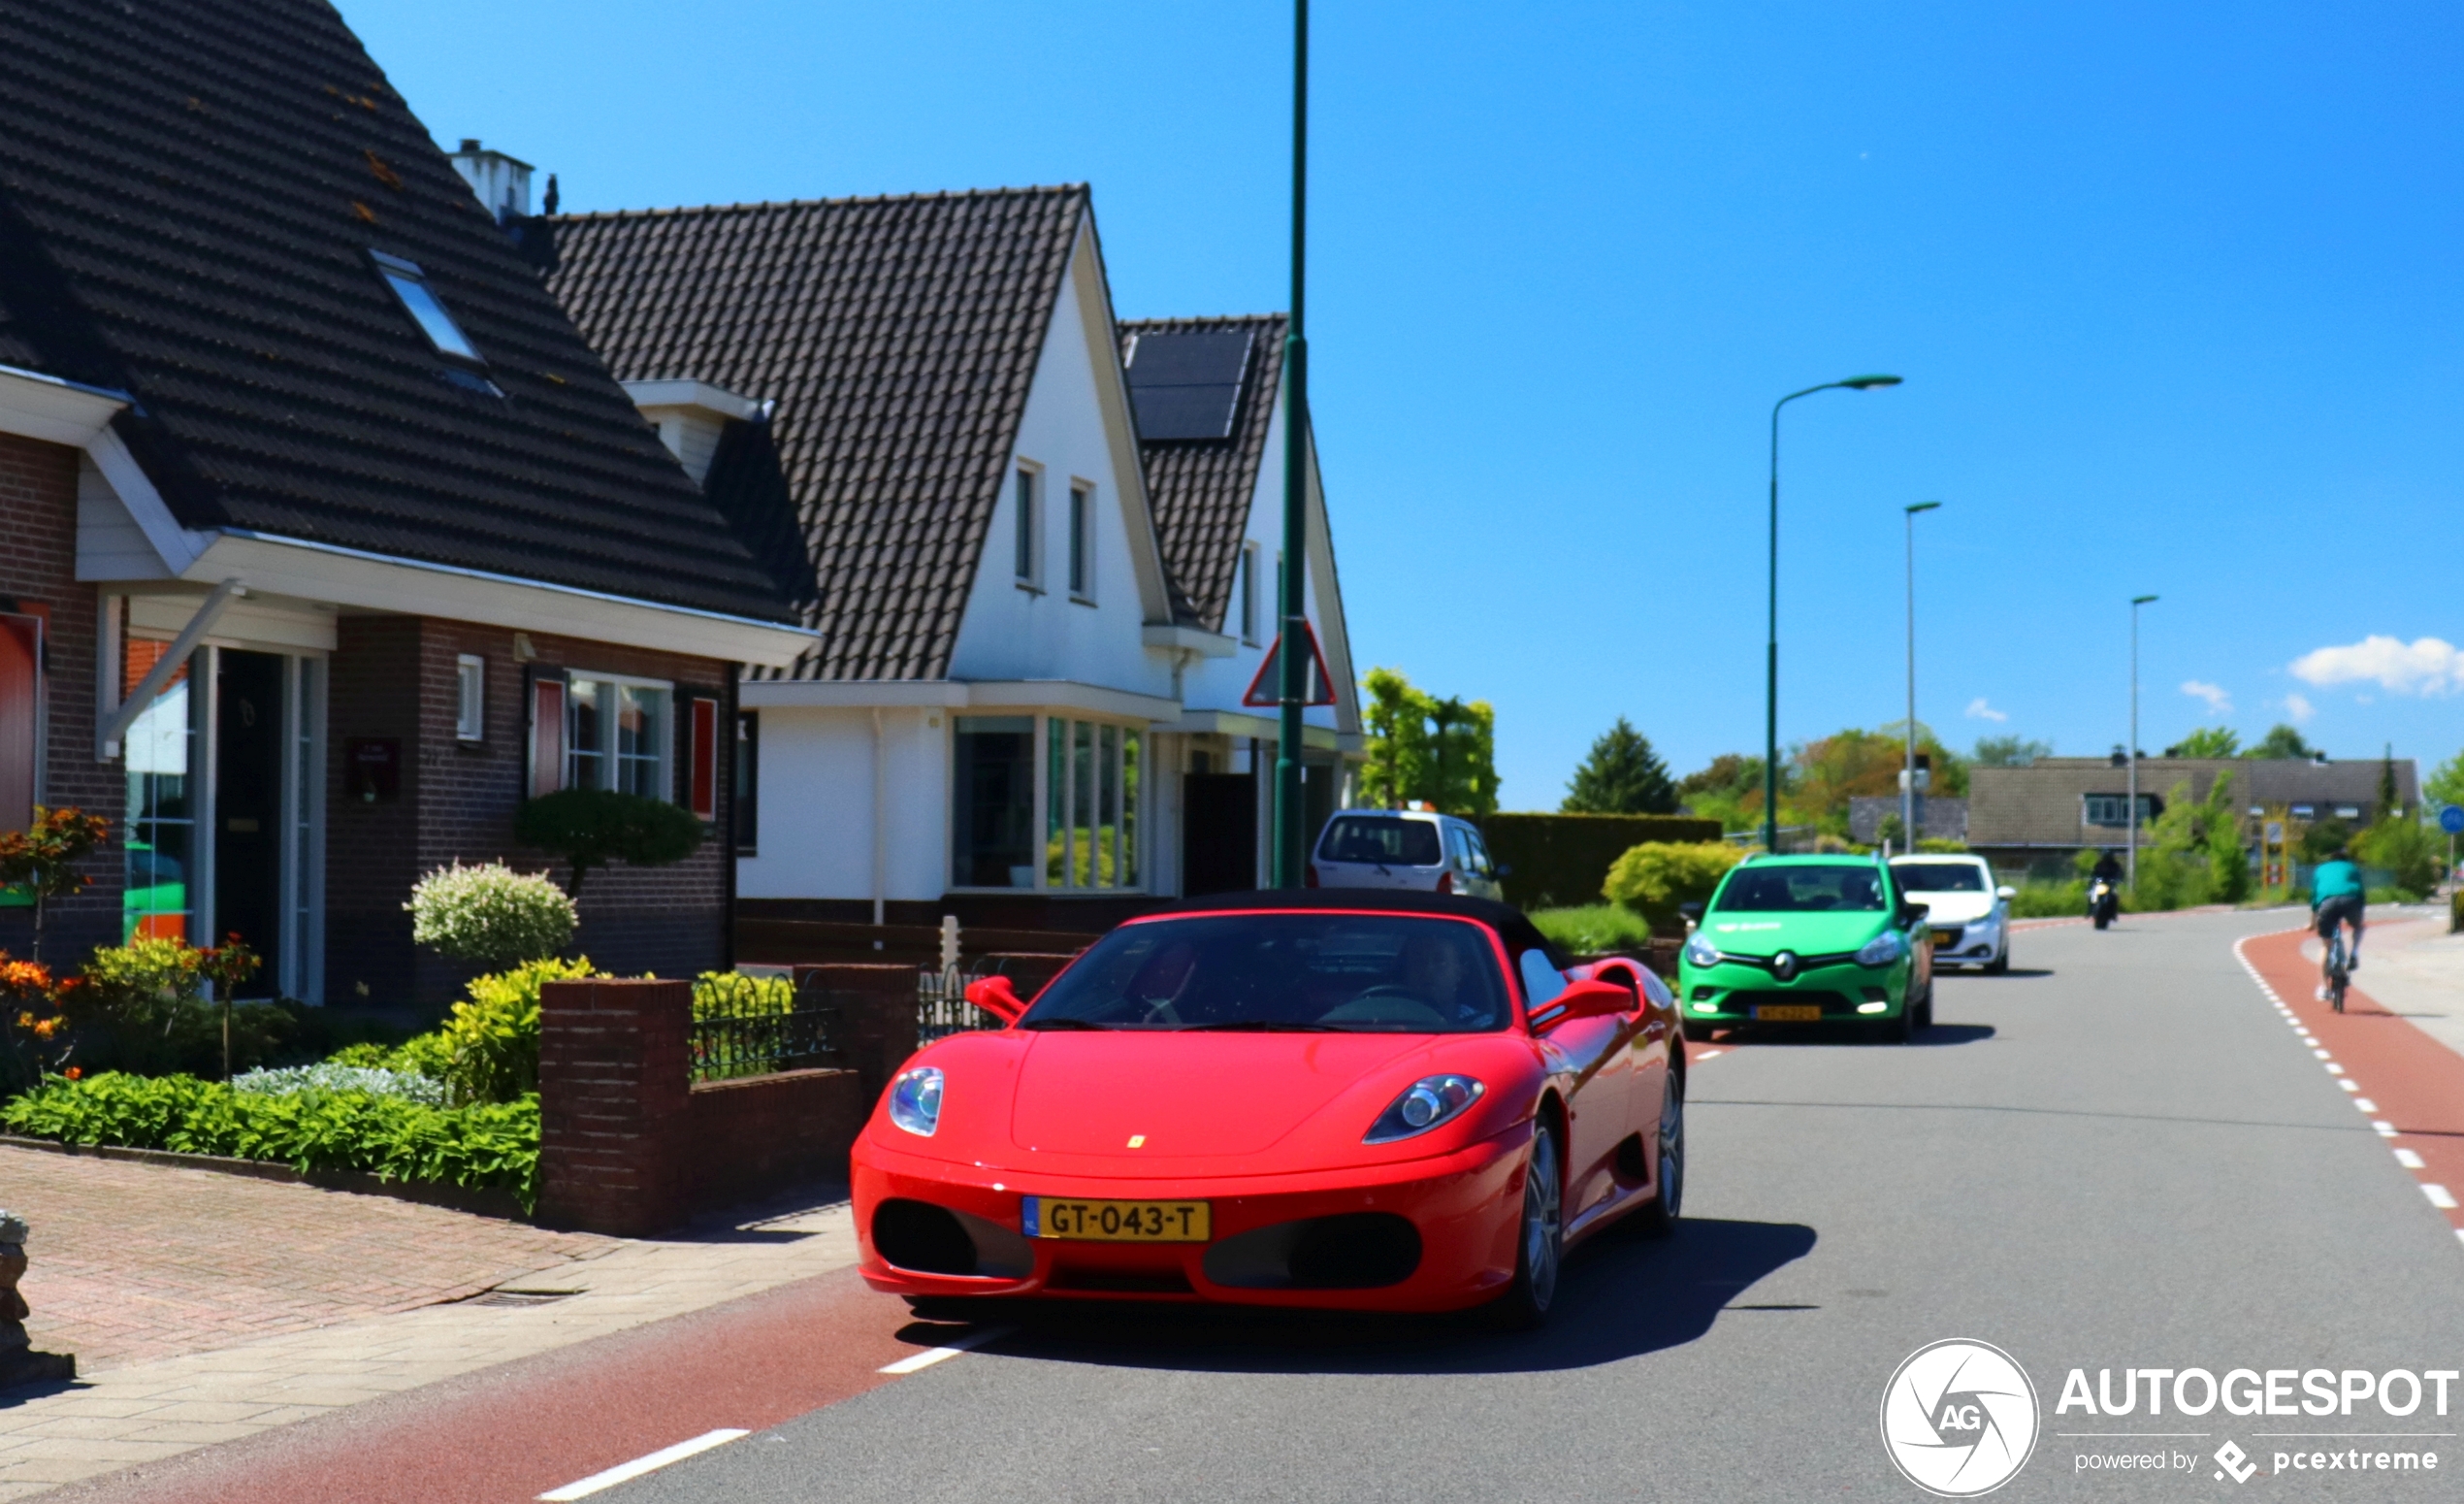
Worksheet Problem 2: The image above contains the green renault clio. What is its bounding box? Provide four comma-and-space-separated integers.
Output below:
1675, 854, 1934, 1043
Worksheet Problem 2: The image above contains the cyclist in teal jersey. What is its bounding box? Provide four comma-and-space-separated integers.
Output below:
2312, 849, 2365, 1000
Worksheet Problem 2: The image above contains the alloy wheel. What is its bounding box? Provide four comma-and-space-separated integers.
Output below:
1522, 1128, 1563, 1312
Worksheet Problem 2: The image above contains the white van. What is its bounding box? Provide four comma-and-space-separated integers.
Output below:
1309, 809, 1506, 900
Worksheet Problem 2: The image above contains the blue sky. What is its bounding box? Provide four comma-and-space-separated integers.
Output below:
353, 0, 2464, 805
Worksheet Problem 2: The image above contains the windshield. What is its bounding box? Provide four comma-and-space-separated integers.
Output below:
1318, 816, 1443, 866
1893, 863, 1987, 893
1714, 864, 1888, 913
1021, 913, 1511, 1032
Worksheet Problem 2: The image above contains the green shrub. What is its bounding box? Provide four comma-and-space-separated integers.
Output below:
1, 1071, 539, 1209
2354, 817, 2442, 899
1478, 813, 1724, 910
437, 957, 597, 1104
407, 861, 577, 968
692, 970, 794, 1020
64, 937, 287, 1076
1602, 841, 1747, 929
514, 789, 704, 898
1529, 905, 1656, 956
2008, 879, 2089, 918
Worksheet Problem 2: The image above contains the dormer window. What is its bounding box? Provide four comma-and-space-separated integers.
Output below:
371, 250, 482, 362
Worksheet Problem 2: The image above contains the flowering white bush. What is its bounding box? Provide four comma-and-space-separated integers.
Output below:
406, 861, 576, 968
229, 1063, 448, 1106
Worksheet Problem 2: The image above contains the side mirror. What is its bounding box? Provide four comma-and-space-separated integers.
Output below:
964, 974, 1025, 1024
1675, 900, 1705, 926
1901, 900, 1930, 925
1528, 978, 1633, 1033
1494, 862, 1514, 878
1996, 885, 2017, 900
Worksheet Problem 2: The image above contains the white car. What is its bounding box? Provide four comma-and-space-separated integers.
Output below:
1890, 854, 2018, 973
1309, 808, 1506, 900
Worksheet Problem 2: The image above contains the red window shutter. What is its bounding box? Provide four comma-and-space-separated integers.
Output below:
526, 671, 567, 799
0, 615, 37, 834
687, 696, 719, 821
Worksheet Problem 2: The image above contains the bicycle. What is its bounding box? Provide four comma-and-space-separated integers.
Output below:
2322, 927, 2351, 1014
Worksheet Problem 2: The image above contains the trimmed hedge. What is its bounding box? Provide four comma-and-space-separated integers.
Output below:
2, 1072, 540, 1209
1477, 813, 1724, 912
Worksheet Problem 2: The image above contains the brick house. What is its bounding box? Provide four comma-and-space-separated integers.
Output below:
1965, 756, 2419, 878
0, 0, 811, 1007
543, 191, 1361, 937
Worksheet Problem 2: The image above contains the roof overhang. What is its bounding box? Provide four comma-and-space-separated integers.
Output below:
1142, 622, 1237, 658
621, 378, 765, 423
0, 363, 130, 446
183, 532, 814, 666
1160, 707, 1360, 754
743, 677, 1181, 723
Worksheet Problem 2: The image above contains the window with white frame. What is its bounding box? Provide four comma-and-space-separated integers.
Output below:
1237, 543, 1260, 643
1044, 716, 1140, 889
566, 674, 670, 798
1013, 467, 1041, 589
454, 654, 485, 741
1068, 483, 1093, 600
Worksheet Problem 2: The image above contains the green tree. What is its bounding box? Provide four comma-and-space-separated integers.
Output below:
1359, 668, 1498, 817
2246, 724, 2318, 761
2135, 772, 2249, 908
1675, 753, 1777, 834
2167, 727, 2241, 758
1972, 736, 2053, 768
2378, 749, 2400, 816
2426, 748, 2464, 810
1561, 718, 1677, 814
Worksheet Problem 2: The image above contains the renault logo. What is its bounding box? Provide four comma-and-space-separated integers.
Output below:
1771, 950, 1799, 982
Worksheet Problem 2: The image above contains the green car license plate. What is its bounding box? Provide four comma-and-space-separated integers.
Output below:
1753, 1004, 1822, 1022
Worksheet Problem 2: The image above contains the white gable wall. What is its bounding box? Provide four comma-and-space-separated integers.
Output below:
1180, 386, 1347, 734
736, 704, 951, 901
946, 236, 1174, 700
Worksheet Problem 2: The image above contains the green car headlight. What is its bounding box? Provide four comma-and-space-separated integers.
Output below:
1683, 932, 1722, 969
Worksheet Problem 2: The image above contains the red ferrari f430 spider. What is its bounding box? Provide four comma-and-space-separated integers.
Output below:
850, 891, 1686, 1325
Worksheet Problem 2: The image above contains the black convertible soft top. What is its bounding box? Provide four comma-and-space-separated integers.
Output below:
1152, 889, 1573, 970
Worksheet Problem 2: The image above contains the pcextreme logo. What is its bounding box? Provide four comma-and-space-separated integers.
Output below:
1881, 1339, 2042, 1497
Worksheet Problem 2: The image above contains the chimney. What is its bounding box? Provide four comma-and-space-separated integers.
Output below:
445, 138, 535, 225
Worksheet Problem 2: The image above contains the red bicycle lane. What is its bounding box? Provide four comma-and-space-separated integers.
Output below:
2239, 924, 2464, 1244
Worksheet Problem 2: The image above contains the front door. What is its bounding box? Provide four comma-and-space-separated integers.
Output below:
1183, 772, 1256, 896
213, 650, 285, 987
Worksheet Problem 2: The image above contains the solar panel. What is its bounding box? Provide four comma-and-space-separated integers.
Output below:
1123, 330, 1255, 441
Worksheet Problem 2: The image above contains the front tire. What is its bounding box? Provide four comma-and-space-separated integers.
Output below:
1873, 1001, 1914, 1043
1486, 1122, 1564, 1329
1633, 1071, 1684, 1238
1985, 942, 2010, 975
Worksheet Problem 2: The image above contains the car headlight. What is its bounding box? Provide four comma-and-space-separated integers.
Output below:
888, 1066, 944, 1136
1364, 1074, 1484, 1145
1684, 932, 1723, 969
1855, 930, 1905, 967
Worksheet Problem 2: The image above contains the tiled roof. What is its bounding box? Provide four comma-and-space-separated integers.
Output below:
546, 187, 1089, 681
1967, 758, 2419, 847
1119, 315, 1285, 631
0, 0, 791, 623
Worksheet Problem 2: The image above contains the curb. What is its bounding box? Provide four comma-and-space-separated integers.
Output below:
0, 1134, 529, 1222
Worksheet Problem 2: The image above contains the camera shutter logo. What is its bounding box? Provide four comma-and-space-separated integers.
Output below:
1880, 1339, 2040, 1496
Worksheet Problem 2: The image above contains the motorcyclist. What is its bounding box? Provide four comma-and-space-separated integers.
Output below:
2312, 847, 2366, 998
2089, 851, 2124, 887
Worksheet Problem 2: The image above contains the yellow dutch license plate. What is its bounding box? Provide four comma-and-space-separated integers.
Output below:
1932, 930, 1961, 947
1024, 1196, 1210, 1243
1753, 1004, 1823, 1022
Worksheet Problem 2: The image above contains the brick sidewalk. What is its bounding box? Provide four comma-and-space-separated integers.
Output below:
0, 1146, 614, 1373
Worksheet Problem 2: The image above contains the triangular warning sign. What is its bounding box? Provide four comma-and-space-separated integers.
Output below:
1242, 621, 1337, 707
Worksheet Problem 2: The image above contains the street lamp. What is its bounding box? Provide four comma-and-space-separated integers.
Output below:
1900, 501, 1942, 852
1271, 0, 1311, 888
1764, 374, 1902, 853
2128, 594, 2158, 889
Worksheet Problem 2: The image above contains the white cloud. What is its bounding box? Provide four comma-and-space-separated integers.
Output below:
2181, 679, 2232, 716
1964, 698, 2008, 723
2287, 636, 2464, 696
2283, 692, 2315, 724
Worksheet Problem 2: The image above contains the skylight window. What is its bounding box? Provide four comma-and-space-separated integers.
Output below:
370, 250, 482, 362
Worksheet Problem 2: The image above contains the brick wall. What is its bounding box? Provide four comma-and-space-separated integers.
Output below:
0, 435, 121, 966
537, 977, 866, 1236
326, 617, 736, 1013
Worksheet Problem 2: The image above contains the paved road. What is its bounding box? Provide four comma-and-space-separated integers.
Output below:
65, 908, 2464, 1502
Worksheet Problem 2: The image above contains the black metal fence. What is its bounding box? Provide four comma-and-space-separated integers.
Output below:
690, 973, 840, 1084
917, 966, 998, 1043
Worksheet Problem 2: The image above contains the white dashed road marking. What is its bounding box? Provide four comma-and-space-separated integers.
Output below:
2396, 1150, 2427, 1170
878, 1324, 1015, 1375
2425, 1186, 2459, 1211
538, 1430, 752, 1501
